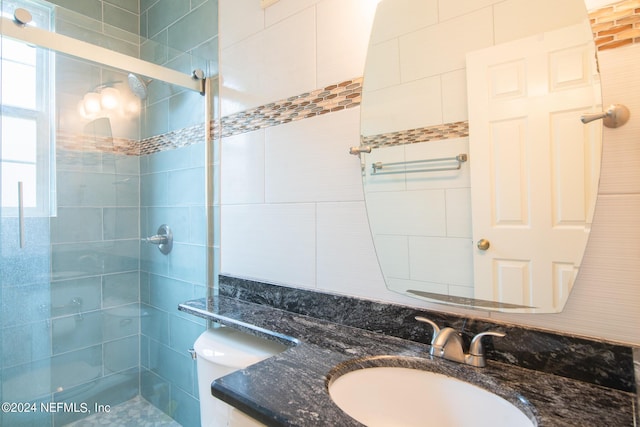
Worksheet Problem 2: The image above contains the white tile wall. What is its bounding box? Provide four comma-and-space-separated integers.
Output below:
219, 0, 265, 49
220, 0, 378, 116
264, 109, 364, 203
400, 7, 493, 82
370, 0, 438, 45
316, 0, 378, 87
441, 69, 469, 123
361, 76, 443, 135
374, 235, 410, 279
220, 0, 640, 345
264, 0, 321, 27
494, 0, 589, 45
359, 38, 400, 92
221, 130, 266, 205
437, 0, 502, 22
220, 7, 316, 115
366, 189, 447, 236
316, 201, 388, 298
409, 236, 474, 286
221, 203, 317, 287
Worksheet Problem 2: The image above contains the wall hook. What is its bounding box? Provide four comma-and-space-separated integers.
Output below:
580, 104, 630, 128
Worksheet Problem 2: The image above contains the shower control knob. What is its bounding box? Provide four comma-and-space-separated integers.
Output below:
142, 224, 173, 255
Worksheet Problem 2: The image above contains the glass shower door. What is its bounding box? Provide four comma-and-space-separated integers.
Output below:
0, 15, 57, 427
1, 1, 214, 424
1, 36, 148, 426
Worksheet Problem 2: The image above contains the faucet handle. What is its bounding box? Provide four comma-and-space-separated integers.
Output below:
466, 331, 506, 367
415, 316, 440, 344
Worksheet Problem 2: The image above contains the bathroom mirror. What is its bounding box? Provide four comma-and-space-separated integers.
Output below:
360, 0, 602, 313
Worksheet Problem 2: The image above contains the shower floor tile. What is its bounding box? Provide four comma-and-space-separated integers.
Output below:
64, 395, 181, 427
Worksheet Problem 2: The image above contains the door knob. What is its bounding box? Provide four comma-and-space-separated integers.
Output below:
477, 239, 490, 251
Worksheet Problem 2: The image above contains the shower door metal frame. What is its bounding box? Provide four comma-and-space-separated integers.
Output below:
0, 15, 202, 93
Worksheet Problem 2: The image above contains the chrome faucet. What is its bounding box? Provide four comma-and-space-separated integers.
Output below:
415, 316, 505, 367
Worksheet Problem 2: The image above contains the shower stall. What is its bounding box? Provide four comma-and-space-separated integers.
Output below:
0, 1, 218, 426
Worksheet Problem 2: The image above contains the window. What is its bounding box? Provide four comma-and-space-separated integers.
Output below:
1, 0, 54, 216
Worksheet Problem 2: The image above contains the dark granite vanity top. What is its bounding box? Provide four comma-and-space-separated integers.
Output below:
179, 295, 636, 427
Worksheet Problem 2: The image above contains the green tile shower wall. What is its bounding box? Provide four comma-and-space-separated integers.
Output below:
47, 0, 140, 34
139, 142, 207, 427
47, 149, 141, 425
138, 0, 220, 423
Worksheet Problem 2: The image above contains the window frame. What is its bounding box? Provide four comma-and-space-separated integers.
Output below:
1, 0, 55, 217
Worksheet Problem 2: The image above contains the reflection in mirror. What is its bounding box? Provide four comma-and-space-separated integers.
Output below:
360, 0, 602, 313
83, 117, 113, 140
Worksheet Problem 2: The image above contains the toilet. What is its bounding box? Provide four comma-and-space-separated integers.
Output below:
194, 327, 287, 427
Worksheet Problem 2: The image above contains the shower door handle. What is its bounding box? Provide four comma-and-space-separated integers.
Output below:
18, 181, 25, 248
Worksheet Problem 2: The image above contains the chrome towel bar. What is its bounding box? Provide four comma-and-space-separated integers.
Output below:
371, 153, 468, 175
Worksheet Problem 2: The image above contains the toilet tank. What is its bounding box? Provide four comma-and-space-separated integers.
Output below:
194, 327, 287, 427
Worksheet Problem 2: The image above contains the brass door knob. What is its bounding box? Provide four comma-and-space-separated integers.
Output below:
477, 239, 490, 251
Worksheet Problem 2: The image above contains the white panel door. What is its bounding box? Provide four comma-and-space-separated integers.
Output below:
466, 23, 601, 311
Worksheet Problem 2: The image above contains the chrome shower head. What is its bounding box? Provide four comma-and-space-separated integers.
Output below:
127, 73, 151, 100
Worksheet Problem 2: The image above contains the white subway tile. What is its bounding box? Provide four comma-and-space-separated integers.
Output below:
374, 235, 410, 279
264, 0, 319, 27
221, 130, 266, 205
220, 6, 316, 115
361, 75, 442, 135
261, 7, 316, 102
493, 0, 589, 45
370, 0, 438, 45
220, 35, 266, 115
409, 236, 474, 286
446, 188, 472, 238
265, 108, 364, 203
400, 7, 493, 82
316, 0, 377, 87
316, 202, 387, 297
365, 189, 447, 236
362, 38, 401, 92
219, 0, 265, 49
221, 203, 316, 287
441, 69, 469, 123
437, 0, 502, 22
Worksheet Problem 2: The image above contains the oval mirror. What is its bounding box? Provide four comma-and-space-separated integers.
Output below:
359, 0, 603, 313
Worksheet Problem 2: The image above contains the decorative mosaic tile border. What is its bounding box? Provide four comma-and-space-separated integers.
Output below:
219, 78, 362, 138
56, 123, 206, 157
362, 121, 469, 149
55, 78, 362, 156
56, 130, 138, 155
138, 123, 205, 156
589, 0, 640, 51
55, 1, 635, 156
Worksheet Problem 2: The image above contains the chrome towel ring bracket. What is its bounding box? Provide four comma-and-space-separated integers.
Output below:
142, 224, 173, 255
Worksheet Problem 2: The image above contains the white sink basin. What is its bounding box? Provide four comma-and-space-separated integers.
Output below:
328, 366, 535, 427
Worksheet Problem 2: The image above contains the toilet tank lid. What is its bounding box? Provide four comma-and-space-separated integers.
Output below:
194, 327, 286, 368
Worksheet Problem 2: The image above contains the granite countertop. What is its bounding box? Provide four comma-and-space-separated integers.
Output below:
179, 296, 636, 427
